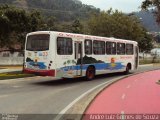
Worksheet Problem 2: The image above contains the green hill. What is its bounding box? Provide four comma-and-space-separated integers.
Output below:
0, 0, 100, 21
1, 0, 160, 32
134, 11, 160, 32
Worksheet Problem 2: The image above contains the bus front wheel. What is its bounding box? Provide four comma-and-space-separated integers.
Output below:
86, 66, 95, 80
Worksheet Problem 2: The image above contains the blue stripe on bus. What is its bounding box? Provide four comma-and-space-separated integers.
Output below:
61, 62, 125, 71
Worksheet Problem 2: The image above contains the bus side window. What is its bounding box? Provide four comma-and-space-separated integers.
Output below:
111, 42, 116, 55
117, 43, 125, 55
106, 42, 112, 55
93, 40, 105, 55
106, 42, 116, 55
126, 44, 133, 55
57, 37, 73, 55
85, 39, 92, 55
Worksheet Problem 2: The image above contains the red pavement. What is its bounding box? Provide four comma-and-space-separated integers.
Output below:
84, 70, 160, 116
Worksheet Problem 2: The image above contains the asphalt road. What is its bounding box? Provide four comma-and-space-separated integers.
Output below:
0, 65, 159, 119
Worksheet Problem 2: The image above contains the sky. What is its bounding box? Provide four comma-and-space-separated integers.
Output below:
80, 0, 144, 13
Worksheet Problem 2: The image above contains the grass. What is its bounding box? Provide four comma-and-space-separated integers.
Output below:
0, 65, 22, 69
0, 65, 22, 67
0, 71, 35, 80
139, 59, 160, 65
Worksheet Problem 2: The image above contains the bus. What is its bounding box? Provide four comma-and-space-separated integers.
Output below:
23, 31, 139, 80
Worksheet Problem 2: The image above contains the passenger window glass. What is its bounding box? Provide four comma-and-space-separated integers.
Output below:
85, 39, 92, 55
93, 41, 105, 55
57, 37, 72, 55
117, 43, 125, 55
106, 42, 116, 55
126, 44, 134, 55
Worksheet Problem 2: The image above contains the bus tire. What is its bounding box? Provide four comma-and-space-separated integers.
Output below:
124, 64, 131, 75
86, 66, 95, 80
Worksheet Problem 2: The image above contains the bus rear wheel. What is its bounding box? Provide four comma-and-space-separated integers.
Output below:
124, 64, 131, 75
86, 66, 95, 80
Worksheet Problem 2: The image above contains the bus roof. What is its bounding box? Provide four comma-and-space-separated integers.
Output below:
27, 31, 138, 44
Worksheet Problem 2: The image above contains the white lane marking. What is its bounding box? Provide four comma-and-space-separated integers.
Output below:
0, 95, 9, 98
121, 111, 125, 120
54, 77, 124, 120
126, 85, 131, 89
12, 86, 21, 88
121, 94, 126, 100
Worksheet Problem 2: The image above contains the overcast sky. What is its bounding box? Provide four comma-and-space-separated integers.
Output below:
80, 0, 144, 13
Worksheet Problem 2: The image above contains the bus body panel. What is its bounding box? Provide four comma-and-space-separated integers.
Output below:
23, 31, 56, 76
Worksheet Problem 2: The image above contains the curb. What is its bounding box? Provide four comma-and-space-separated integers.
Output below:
0, 69, 22, 73
0, 69, 9, 73
57, 76, 125, 120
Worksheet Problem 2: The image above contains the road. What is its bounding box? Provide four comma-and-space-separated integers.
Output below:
0, 65, 159, 119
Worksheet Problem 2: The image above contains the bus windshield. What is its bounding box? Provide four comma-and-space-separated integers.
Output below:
26, 34, 50, 51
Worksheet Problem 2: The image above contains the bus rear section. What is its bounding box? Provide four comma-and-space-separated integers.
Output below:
23, 33, 55, 76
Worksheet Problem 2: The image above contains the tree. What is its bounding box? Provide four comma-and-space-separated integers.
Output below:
138, 31, 153, 52
44, 16, 57, 31
28, 10, 44, 32
87, 10, 153, 52
0, 5, 45, 49
141, 0, 160, 24
71, 19, 83, 33
58, 23, 72, 33
0, 6, 11, 47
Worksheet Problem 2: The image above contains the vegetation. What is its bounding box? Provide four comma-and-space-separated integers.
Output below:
86, 10, 153, 52
135, 11, 160, 32
0, 0, 154, 52
0, 71, 35, 80
140, 58, 160, 65
141, 0, 160, 24
0, 0, 100, 21
0, 5, 44, 49
1, 0, 157, 32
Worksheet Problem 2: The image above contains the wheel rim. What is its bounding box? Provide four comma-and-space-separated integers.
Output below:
87, 68, 94, 79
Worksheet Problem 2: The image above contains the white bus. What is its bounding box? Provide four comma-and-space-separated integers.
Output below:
23, 31, 139, 80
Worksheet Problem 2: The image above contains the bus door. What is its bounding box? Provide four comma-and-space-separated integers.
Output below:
74, 41, 83, 76
135, 46, 139, 69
